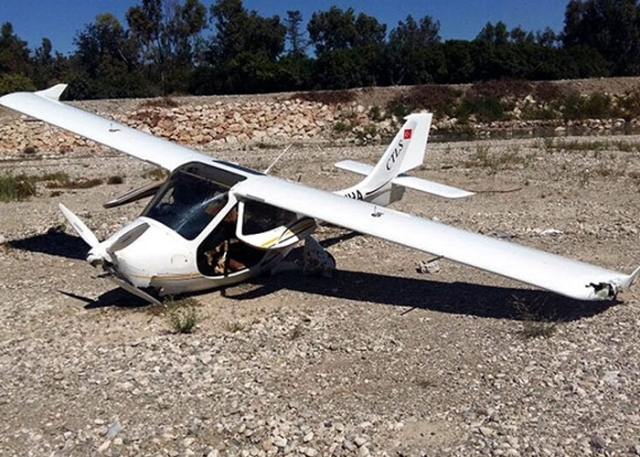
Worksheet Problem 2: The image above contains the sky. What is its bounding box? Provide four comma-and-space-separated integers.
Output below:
0, 0, 567, 55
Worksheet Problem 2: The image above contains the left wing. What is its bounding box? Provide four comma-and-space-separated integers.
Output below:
0, 84, 208, 171
232, 175, 640, 301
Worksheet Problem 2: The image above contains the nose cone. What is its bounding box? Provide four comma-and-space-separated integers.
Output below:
100, 219, 193, 288
86, 246, 111, 268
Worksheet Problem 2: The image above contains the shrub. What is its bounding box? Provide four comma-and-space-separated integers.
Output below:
457, 95, 509, 123
386, 85, 461, 118
107, 175, 125, 185
614, 87, 640, 120
562, 92, 612, 120
0, 174, 37, 202
0, 73, 36, 96
164, 297, 200, 334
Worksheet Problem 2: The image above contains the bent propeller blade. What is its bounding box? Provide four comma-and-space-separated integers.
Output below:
106, 274, 162, 306
59, 203, 100, 248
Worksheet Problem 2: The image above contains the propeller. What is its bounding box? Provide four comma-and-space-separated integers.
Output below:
58, 203, 160, 305
59, 203, 99, 248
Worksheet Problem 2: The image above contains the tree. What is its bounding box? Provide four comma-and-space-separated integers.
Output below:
209, 0, 285, 63
386, 15, 442, 85
31, 37, 66, 87
127, 0, 207, 93
73, 14, 150, 98
193, 0, 287, 94
284, 10, 307, 57
307, 7, 386, 55
562, 0, 640, 75
0, 22, 31, 76
306, 7, 386, 88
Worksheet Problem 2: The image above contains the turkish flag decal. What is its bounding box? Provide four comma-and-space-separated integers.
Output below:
404, 129, 412, 140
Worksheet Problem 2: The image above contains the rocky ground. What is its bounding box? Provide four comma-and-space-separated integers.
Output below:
1, 132, 640, 457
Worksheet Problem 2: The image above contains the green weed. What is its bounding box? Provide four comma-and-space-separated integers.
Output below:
163, 297, 200, 334
0, 173, 37, 202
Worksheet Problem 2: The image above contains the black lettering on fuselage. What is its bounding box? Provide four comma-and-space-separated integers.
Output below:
344, 190, 363, 200
386, 139, 405, 171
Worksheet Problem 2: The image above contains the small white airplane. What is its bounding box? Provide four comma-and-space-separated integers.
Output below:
1, 84, 639, 305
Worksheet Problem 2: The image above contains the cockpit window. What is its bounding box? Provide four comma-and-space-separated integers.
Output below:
142, 163, 244, 240
240, 200, 298, 236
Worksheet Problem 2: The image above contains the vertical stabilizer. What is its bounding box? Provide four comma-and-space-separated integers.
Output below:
338, 113, 432, 204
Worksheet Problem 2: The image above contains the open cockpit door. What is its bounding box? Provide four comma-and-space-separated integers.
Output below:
235, 200, 316, 250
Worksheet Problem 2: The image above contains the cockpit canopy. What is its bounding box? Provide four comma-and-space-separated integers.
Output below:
143, 162, 246, 240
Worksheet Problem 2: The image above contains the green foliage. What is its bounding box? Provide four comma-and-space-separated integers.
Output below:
308, 6, 386, 55
163, 297, 200, 334
209, 0, 286, 63
616, 87, 640, 120
1, 1, 640, 99
457, 94, 509, 123
386, 15, 442, 85
0, 174, 37, 202
368, 105, 384, 121
332, 121, 350, 133
563, 0, 640, 76
386, 85, 461, 118
0, 73, 35, 95
0, 22, 31, 75
562, 92, 613, 120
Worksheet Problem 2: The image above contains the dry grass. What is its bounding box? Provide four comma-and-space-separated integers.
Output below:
291, 90, 357, 105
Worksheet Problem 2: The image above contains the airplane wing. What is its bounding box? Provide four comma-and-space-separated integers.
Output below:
233, 175, 640, 301
0, 84, 209, 171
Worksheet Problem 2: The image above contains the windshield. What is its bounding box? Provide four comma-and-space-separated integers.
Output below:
143, 164, 244, 240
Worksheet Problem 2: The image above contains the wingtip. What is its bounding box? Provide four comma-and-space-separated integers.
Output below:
35, 84, 68, 101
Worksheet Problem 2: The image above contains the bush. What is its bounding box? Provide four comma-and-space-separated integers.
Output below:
616, 88, 640, 120
562, 92, 612, 120
0, 73, 36, 96
0, 174, 37, 202
386, 85, 461, 118
457, 95, 509, 123
164, 297, 200, 334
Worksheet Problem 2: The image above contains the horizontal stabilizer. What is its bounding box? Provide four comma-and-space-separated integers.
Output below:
335, 160, 473, 199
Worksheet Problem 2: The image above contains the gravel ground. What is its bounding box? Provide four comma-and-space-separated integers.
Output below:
1, 135, 640, 456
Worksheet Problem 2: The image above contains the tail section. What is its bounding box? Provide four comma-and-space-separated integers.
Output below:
337, 113, 432, 205
336, 112, 473, 204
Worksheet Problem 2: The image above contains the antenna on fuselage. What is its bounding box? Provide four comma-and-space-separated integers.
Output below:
264, 144, 292, 174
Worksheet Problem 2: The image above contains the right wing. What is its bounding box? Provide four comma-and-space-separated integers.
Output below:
232, 175, 640, 301
0, 84, 209, 171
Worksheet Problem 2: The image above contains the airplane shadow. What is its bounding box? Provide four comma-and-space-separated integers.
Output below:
224, 269, 617, 323
9, 228, 87, 260
59, 289, 151, 309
